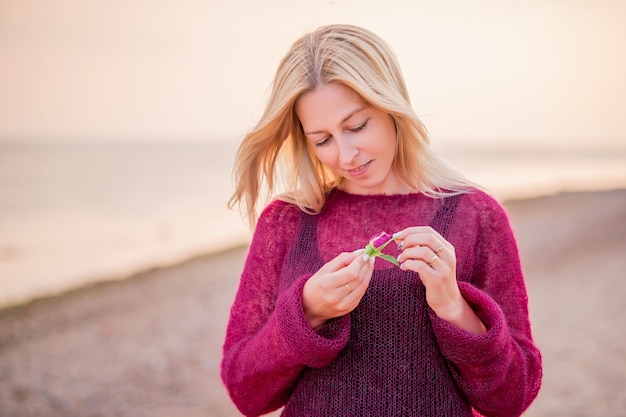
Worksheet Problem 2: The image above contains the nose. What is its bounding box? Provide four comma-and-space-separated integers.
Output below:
337, 136, 358, 165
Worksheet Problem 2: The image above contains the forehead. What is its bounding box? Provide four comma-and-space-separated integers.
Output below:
295, 83, 367, 130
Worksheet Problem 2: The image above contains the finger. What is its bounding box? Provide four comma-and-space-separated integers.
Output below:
341, 282, 355, 294
396, 228, 449, 253
399, 256, 450, 277
397, 244, 435, 265
338, 259, 375, 308
398, 245, 453, 274
328, 251, 373, 296
339, 253, 374, 292
394, 226, 436, 240
399, 257, 429, 273
399, 234, 445, 252
318, 250, 362, 274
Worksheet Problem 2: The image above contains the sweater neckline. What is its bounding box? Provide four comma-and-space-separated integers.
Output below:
331, 188, 426, 202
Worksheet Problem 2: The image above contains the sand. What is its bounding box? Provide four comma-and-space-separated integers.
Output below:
0, 189, 625, 417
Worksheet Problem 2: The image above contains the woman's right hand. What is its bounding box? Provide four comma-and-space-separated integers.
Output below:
302, 250, 375, 330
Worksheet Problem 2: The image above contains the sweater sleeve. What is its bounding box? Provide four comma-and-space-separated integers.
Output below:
429, 192, 542, 417
220, 201, 351, 417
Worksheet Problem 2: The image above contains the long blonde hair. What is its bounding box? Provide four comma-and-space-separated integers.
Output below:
229, 24, 473, 228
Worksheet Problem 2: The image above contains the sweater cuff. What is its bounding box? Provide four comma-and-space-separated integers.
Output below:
429, 281, 509, 365
275, 274, 351, 368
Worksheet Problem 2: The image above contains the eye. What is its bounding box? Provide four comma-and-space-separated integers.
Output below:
349, 120, 368, 133
315, 136, 332, 148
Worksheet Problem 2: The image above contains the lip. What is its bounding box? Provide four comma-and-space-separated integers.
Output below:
346, 160, 372, 177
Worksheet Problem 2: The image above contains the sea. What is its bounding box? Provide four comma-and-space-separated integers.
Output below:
1, 139, 625, 308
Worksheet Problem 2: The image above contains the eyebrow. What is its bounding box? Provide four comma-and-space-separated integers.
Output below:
303, 106, 367, 136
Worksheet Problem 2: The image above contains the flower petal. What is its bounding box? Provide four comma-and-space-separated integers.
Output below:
362, 231, 400, 266
369, 231, 393, 248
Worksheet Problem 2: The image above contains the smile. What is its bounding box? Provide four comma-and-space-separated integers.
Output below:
347, 160, 372, 175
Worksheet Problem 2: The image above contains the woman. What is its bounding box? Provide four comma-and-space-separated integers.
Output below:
221, 24, 542, 417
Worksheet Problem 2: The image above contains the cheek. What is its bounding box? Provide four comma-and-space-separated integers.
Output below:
310, 145, 338, 167
381, 124, 398, 157
369, 126, 396, 156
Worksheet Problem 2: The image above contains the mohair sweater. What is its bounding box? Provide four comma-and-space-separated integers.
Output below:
221, 189, 542, 417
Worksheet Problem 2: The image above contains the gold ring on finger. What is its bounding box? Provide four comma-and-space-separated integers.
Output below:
428, 254, 439, 266
434, 243, 445, 253
344, 283, 352, 293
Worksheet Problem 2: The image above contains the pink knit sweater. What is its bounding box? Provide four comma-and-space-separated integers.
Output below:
221, 189, 542, 417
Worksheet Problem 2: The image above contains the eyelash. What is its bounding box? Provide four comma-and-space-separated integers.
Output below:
314, 121, 368, 148
350, 121, 368, 133
315, 138, 331, 148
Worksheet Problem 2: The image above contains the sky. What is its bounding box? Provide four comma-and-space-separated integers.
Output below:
0, 0, 625, 150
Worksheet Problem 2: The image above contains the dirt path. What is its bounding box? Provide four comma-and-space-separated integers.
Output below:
1, 189, 625, 416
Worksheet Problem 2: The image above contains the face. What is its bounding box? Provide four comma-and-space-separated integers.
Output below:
295, 83, 405, 195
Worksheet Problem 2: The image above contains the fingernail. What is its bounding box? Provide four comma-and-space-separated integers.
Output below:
393, 231, 402, 238
362, 253, 370, 262
397, 242, 404, 250
353, 248, 365, 254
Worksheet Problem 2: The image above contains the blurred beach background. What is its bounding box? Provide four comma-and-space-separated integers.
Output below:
1, 0, 625, 307
0, 1, 625, 416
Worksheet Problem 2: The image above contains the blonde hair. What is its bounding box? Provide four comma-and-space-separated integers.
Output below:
229, 24, 473, 228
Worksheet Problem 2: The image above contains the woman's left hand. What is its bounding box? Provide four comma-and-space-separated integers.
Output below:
395, 226, 486, 334
394, 226, 463, 321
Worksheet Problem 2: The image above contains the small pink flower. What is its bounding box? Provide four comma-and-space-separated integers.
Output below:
364, 231, 400, 266
369, 231, 394, 248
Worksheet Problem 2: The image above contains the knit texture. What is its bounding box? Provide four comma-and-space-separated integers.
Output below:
221, 189, 542, 417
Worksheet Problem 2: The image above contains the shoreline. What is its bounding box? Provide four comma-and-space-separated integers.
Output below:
2, 186, 625, 310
